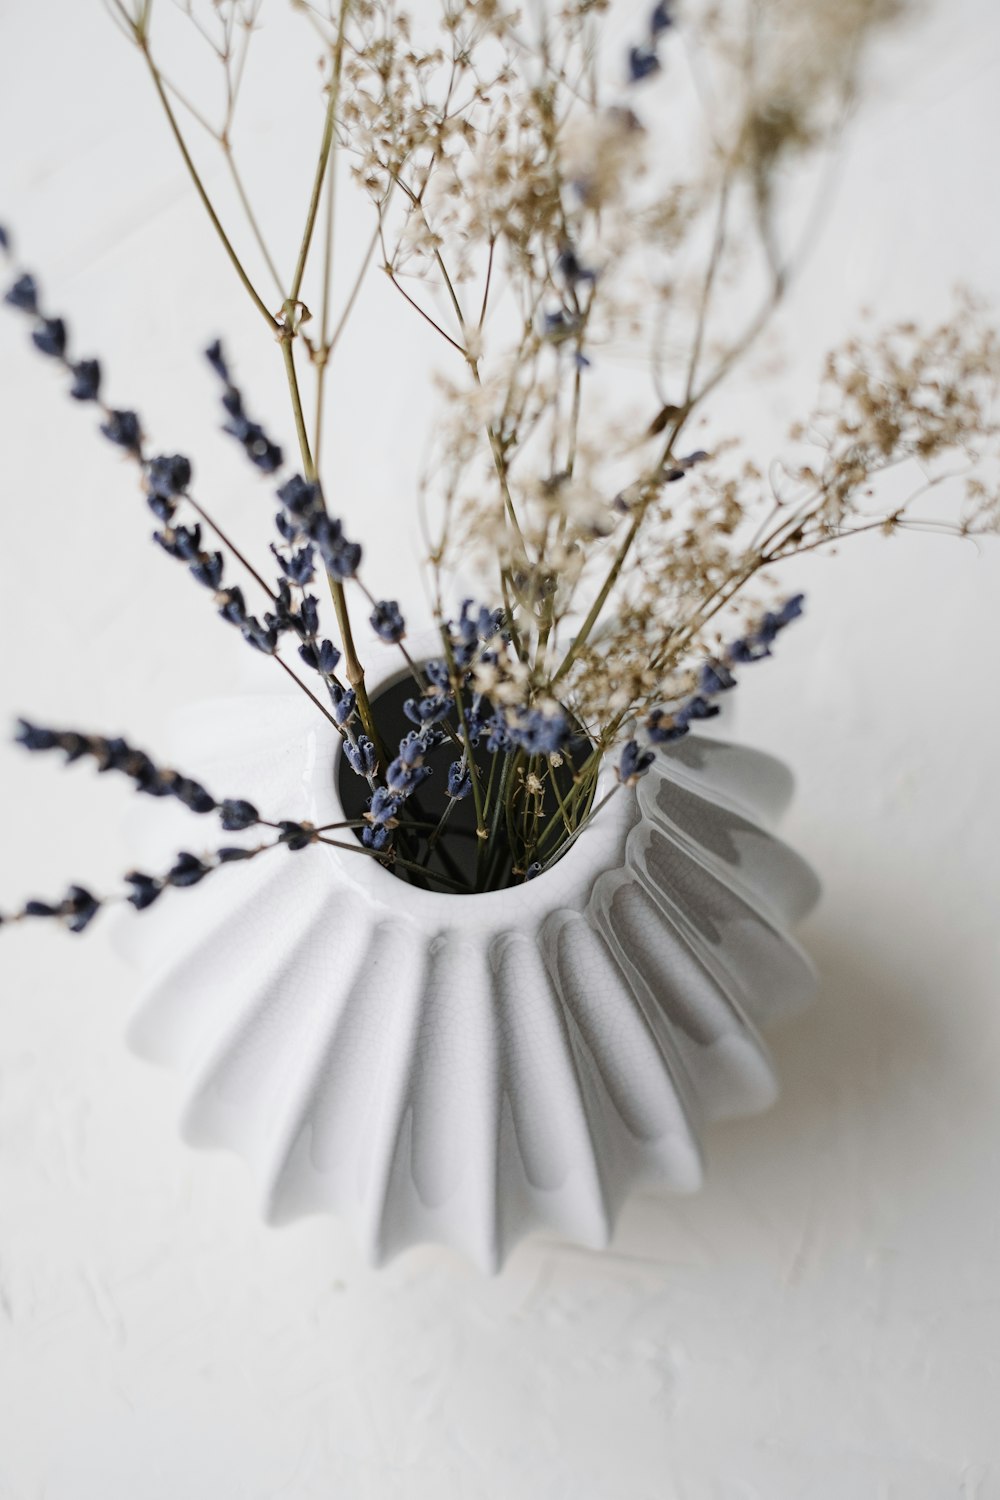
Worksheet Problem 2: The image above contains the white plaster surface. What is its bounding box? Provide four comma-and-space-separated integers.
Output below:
1, 1, 999, 1495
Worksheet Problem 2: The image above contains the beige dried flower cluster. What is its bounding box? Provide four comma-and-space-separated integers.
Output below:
89, 0, 1000, 889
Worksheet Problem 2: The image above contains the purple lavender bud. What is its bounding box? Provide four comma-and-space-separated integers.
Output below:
100, 409, 142, 453
386, 756, 431, 794
618, 739, 655, 784
675, 695, 720, 724
220, 798, 259, 831
403, 694, 453, 727
485, 711, 514, 755
146, 453, 192, 498
240, 617, 279, 654
274, 543, 316, 587
154, 523, 202, 562
318, 639, 341, 675
216, 586, 248, 626
397, 732, 426, 768
323, 537, 362, 580
23, 899, 59, 918
64, 885, 100, 933
329, 683, 356, 725
645, 709, 689, 744
509, 706, 568, 755
125, 871, 162, 910
277, 474, 322, 518
4, 273, 38, 314
627, 45, 661, 83
777, 593, 805, 626
167, 852, 210, 888
698, 661, 736, 695
15, 718, 59, 752
543, 308, 580, 339
298, 595, 319, 637
367, 788, 403, 826
344, 734, 377, 777
370, 599, 406, 643
556, 246, 597, 287
727, 638, 769, 664
32, 317, 66, 358
69, 358, 101, 402
453, 600, 479, 645
172, 776, 216, 815
242, 423, 283, 473
190, 552, 224, 590
446, 761, 472, 799
753, 612, 781, 647
204, 339, 230, 383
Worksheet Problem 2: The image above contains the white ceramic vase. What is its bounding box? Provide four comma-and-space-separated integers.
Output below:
118, 679, 820, 1272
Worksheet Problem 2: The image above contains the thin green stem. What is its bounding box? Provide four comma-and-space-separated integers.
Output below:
538, 784, 617, 872
223, 146, 287, 301
273, 654, 344, 732
439, 627, 487, 838
549, 514, 642, 687
184, 494, 276, 600
288, 3, 345, 308
312, 0, 349, 462
138, 38, 278, 330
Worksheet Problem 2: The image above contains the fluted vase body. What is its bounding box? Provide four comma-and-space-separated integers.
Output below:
119, 686, 820, 1272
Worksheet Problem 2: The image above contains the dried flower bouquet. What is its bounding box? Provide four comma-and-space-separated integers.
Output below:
2, 0, 999, 934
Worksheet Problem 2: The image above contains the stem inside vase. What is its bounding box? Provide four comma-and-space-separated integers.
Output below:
335, 668, 593, 895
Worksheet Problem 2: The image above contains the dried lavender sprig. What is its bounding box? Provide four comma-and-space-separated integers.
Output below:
0, 812, 470, 934
199, 331, 370, 749
528, 595, 807, 870
0, 836, 293, 936
0, 249, 351, 725
265, 472, 394, 790
12, 718, 284, 838
643, 594, 805, 744
349, 603, 502, 861
205, 339, 284, 473
275, 473, 362, 586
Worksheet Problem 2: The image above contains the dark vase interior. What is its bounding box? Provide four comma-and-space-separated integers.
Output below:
335, 669, 590, 894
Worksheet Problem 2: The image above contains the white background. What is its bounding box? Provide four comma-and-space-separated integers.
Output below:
1, 1, 999, 1496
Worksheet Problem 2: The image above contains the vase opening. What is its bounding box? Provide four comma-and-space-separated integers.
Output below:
335, 664, 594, 896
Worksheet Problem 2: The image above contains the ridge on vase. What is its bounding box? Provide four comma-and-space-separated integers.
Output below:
115, 685, 821, 1273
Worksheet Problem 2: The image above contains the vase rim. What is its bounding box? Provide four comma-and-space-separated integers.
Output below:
313, 724, 634, 935
299, 631, 636, 934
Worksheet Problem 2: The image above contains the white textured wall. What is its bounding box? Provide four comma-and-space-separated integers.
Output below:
1, 1, 999, 1496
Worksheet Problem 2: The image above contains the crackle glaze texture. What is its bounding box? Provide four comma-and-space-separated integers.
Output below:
117, 691, 820, 1271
